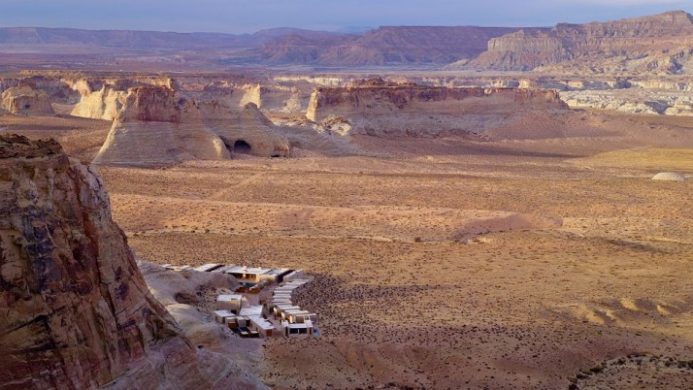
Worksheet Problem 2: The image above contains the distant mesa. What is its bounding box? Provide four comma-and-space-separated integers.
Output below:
262, 26, 518, 66
0, 10, 691, 74
652, 172, 686, 182
462, 10, 693, 74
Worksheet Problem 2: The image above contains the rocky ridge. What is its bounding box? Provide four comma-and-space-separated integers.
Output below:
0, 134, 215, 388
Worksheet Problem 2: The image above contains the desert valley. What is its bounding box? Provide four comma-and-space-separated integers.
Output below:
0, 7, 692, 390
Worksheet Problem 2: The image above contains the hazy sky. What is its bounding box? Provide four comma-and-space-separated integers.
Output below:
1, 0, 691, 33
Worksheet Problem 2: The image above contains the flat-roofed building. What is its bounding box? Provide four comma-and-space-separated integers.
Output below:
260, 268, 294, 283
248, 316, 275, 337
213, 310, 235, 324
283, 270, 306, 282
166, 265, 192, 271
268, 301, 293, 310
212, 264, 237, 274
216, 294, 243, 312
225, 266, 271, 282
278, 308, 301, 321
194, 263, 224, 272
239, 305, 263, 317
281, 320, 314, 336
270, 296, 293, 301
284, 309, 317, 324
221, 266, 299, 283
270, 305, 301, 318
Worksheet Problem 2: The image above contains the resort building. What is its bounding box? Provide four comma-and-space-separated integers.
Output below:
281, 320, 315, 336
168, 261, 318, 338
194, 263, 224, 272
216, 294, 243, 312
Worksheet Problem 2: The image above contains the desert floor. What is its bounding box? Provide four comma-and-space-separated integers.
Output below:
96, 144, 693, 389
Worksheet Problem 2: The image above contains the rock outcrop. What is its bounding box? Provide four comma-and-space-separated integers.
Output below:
92, 86, 229, 166
560, 90, 693, 116
467, 11, 693, 74
306, 80, 568, 137
0, 134, 213, 388
208, 103, 291, 158
0, 86, 55, 116
70, 86, 128, 121
94, 121, 231, 166
92, 84, 291, 165
68, 76, 178, 121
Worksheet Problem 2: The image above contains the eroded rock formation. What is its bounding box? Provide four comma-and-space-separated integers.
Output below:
306, 80, 568, 137
0, 134, 212, 388
91, 83, 291, 165
211, 103, 291, 158
0, 86, 55, 116
70, 86, 128, 121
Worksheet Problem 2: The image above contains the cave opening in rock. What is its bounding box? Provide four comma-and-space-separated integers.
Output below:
233, 139, 252, 154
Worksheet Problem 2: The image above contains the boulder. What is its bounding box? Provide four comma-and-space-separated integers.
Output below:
652, 172, 686, 181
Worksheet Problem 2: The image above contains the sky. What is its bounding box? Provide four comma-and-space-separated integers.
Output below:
0, 0, 691, 34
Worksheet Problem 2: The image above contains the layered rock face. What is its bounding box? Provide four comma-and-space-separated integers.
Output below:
0, 86, 55, 116
560, 90, 693, 116
68, 76, 177, 121
468, 11, 693, 74
70, 86, 128, 121
92, 84, 290, 165
208, 103, 291, 158
93, 86, 228, 166
306, 80, 567, 137
0, 134, 212, 389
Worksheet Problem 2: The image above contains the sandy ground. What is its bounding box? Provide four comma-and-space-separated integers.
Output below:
2, 107, 692, 389
92, 141, 693, 390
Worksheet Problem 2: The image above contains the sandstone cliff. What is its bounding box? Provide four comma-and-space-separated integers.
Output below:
70, 86, 128, 121
466, 11, 693, 74
306, 80, 568, 137
207, 103, 291, 158
92, 86, 229, 166
92, 84, 290, 165
0, 86, 55, 116
0, 134, 213, 389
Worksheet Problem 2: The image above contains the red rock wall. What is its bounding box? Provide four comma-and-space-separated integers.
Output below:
0, 134, 208, 389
